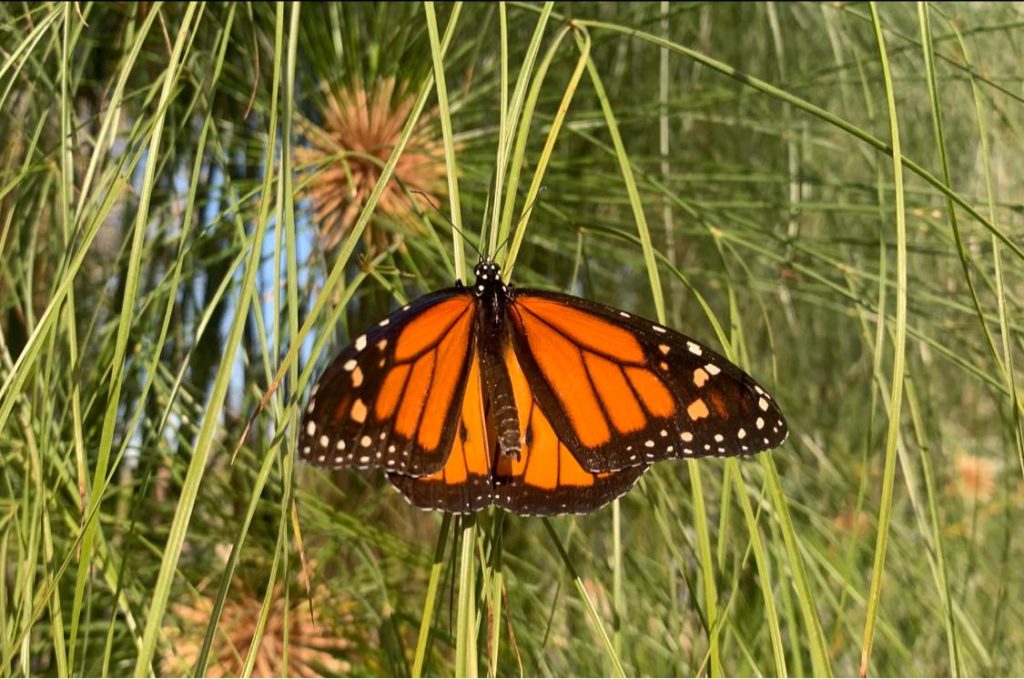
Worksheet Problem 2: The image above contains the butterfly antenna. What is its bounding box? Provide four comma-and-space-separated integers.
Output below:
483, 169, 499, 257
495, 186, 547, 261
409, 189, 483, 261
480, 173, 493, 257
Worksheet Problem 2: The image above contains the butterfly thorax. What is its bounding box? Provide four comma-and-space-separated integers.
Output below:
472, 259, 511, 326
472, 260, 522, 460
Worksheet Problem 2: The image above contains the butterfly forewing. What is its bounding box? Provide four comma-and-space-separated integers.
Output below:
507, 290, 788, 473
299, 288, 478, 476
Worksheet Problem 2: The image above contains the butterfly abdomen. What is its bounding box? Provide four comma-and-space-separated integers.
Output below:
489, 385, 522, 458
475, 267, 522, 458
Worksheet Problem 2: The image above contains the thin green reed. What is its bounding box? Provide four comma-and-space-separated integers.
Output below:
858, 4, 909, 675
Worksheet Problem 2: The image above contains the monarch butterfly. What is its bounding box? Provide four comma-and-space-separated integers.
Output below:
299, 259, 787, 516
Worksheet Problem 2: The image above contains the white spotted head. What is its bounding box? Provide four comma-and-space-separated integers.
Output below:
472, 259, 504, 297
473, 259, 501, 280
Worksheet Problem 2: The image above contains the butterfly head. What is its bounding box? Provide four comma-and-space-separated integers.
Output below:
472, 259, 506, 297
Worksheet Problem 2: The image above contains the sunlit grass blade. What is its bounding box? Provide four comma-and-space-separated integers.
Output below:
455, 517, 478, 678
492, 2, 553, 255
858, 5, 909, 676
77, 5, 204, 674
411, 515, 452, 678
424, 1, 466, 280
542, 519, 624, 678
503, 24, 588, 276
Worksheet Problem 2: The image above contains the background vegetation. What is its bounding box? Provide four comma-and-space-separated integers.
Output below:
2, 1, 1022, 676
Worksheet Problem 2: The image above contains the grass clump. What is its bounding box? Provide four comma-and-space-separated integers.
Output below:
1, 2, 1023, 676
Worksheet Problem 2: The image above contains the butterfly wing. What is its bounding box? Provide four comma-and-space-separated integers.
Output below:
386, 349, 495, 513
507, 290, 787, 472
387, 342, 647, 516
299, 287, 478, 476
492, 343, 647, 515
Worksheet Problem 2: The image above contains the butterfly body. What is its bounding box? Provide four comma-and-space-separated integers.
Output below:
470, 259, 523, 460
300, 259, 787, 515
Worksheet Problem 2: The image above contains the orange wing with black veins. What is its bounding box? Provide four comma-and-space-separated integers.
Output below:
507, 290, 788, 473
388, 344, 646, 515
299, 289, 477, 477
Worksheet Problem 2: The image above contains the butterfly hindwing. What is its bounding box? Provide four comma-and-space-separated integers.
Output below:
299, 287, 478, 476
492, 343, 648, 515
387, 340, 648, 516
507, 290, 788, 473
387, 349, 495, 513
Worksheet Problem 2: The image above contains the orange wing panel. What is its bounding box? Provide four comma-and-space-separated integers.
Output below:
624, 367, 676, 418
418, 310, 475, 449
493, 346, 643, 514
389, 342, 648, 515
448, 353, 491, 480
515, 310, 612, 448
395, 353, 435, 438
300, 288, 478, 478
584, 352, 647, 433
394, 296, 473, 361
387, 352, 494, 513
523, 410, 559, 490
374, 363, 410, 420
506, 289, 789, 474
518, 298, 644, 363
557, 445, 596, 487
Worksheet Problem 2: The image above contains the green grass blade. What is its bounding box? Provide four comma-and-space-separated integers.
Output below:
492, 3, 553, 254
411, 515, 451, 678
131, 3, 278, 673
858, 5, 909, 675
455, 517, 479, 678
570, 15, 1024, 265
727, 465, 786, 675
542, 519, 625, 678
503, 25, 588, 276
424, 1, 466, 279
916, 4, 964, 673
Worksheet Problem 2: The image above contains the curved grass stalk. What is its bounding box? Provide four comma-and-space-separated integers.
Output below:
565, 16, 1024, 265
542, 519, 625, 677
411, 514, 452, 678
491, 3, 553, 256
455, 517, 478, 677
503, 25, 589, 277
858, 5, 908, 675
424, 1, 466, 280
78, 5, 204, 674
914, 4, 965, 673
